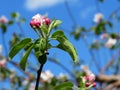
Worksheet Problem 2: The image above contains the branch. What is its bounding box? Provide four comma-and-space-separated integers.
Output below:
96, 74, 120, 89
35, 64, 44, 90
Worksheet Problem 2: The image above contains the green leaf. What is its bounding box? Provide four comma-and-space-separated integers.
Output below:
51, 30, 67, 39
99, 0, 104, 2
107, 21, 113, 28
110, 33, 118, 39
8, 20, 14, 25
9, 38, 32, 60
20, 44, 34, 70
52, 20, 62, 28
51, 30, 78, 62
1, 24, 7, 33
54, 82, 73, 90
48, 20, 62, 35
11, 12, 19, 19
40, 25, 48, 35
34, 38, 47, 58
93, 21, 106, 35
20, 18, 26, 23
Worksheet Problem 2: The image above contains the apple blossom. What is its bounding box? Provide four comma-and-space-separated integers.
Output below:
0, 58, 7, 67
105, 38, 117, 48
93, 13, 103, 23
29, 83, 35, 90
30, 14, 50, 29
0, 16, 8, 24
40, 70, 54, 83
23, 78, 29, 86
81, 65, 96, 88
100, 33, 109, 39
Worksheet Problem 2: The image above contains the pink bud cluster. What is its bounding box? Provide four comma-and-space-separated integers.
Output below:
81, 65, 96, 88
30, 14, 50, 29
83, 74, 96, 87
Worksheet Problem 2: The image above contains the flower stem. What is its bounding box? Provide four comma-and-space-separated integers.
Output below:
35, 64, 44, 90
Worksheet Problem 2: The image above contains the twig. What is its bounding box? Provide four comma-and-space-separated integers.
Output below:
82, 37, 101, 71
94, 0, 101, 12
64, 0, 77, 26
35, 64, 44, 90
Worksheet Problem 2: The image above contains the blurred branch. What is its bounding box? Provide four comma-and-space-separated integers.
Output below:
48, 57, 76, 80
64, 0, 77, 26
16, 21, 26, 37
96, 74, 120, 89
100, 49, 120, 74
108, 6, 120, 20
82, 36, 101, 71
94, 0, 101, 12
8, 60, 30, 76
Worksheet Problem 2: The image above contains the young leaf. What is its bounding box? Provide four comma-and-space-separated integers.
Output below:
54, 82, 73, 90
51, 30, 78, 62
57, 37, 78, 62
48, 20, 62, 35
34, 38, 47, 58
20, 44, 34, 70
51, 30, 67, 39
11, 12, 19, 19
9, 38, 32, 60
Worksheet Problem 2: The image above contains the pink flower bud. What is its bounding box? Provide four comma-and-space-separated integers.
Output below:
30, 14, 50, 29
30, 20, 40, 28
44, 18, 51, 25
92, 82, 96, 87
85, 82, 90, 87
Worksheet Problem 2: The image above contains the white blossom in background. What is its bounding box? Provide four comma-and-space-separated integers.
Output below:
23, 78, 29, 86
93, 13, 103, 23
57, 73, 67, 79
28, 83, 35, 90
100, 33, 109, 39
105, 38, 117, 48
0, 45, 2, 53
0, 16, 8, 24
9, 73, 16, 80
41, 70, 54, 83
0, 58, 7, 67
80, 65, 92, 75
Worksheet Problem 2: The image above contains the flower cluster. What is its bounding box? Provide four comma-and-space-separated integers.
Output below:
40, 70, 54, 83
0, 16, 8, 24
81, 65, 96, 88
100, 33, 109, 39
93, 13, 103, 23
30, 14, 50, 29
105, 38, 117, 48
83, 74, 96, 87
0, 57, 7, 67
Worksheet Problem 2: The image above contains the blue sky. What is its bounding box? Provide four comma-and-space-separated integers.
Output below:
0, 0, 120, 80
